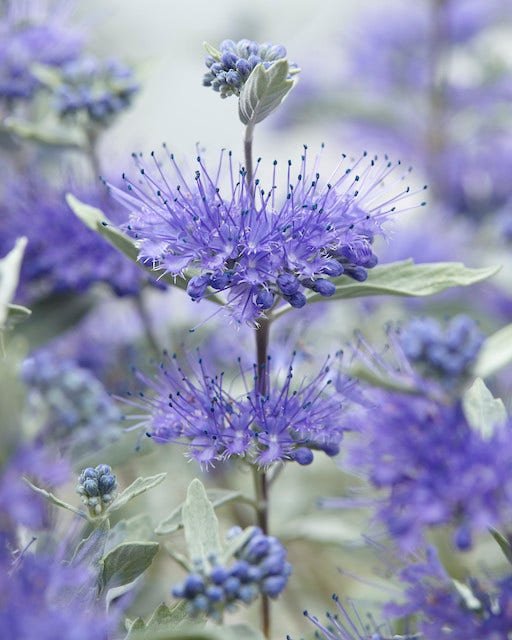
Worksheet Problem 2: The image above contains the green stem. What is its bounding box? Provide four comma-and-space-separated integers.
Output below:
244, 122, 256, 193
253, 466, 270, 638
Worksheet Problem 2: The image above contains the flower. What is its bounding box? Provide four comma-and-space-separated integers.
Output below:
76, 464, 118, 516
203, 38, 297, 98
0, 174, 151, 303
110, 146, 424, 324
342, 394, 512, 550
386, 546, 512, 639
399, 314, 484, 387
0, 0, 83, 102
123, 350, 356, 467
172, 526, 291, 620
54, 54, 139, 125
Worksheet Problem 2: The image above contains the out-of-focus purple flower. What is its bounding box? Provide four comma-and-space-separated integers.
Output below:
0, 0, 83, 102
203, 38, 297, 98
0, 175, 150, 303
124, 350, 357, 467
386, 546, 512, 639
111, 146, 424, 324
0, 542, 111, 639
399, 314, 484, 387
55, 54, 139, 125
0, 444, 69, 534
343, 394, 512, 550
21, 352, 122, 458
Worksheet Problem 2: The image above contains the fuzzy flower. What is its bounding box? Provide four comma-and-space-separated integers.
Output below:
21, 352, 122, 458
0, 174, 151, 303
341, 394, 512, 551
0, 0, 83, 102
399, 314, 484, 387
123, 350, 357, 467
110, 147, 424, 324
172, 526, 291, 620
54, 54, 139, 125
203, 38, 297, 98
386, 546, 512, 639
0, 541, 111, 639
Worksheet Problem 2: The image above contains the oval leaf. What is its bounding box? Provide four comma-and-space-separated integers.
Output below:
101, 541, 159, 590
238, 59, 295, 126
110, 473, 167, 512
182, 479, 221, 565
462, 377, 507, 439
474, 323, 512, 378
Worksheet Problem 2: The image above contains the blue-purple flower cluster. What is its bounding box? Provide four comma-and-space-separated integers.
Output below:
0, 0, 83, 102
203, 39, 295, 98
22, 352, 122, 443
112, 147, 423, 323
399, 314, 484, 387
76, 464, 118, 515
172, 526, 291, 620
55, 55, 139, 125
347, 394, 512, 550
387, 546, 512, 639
125, 350, 355, 467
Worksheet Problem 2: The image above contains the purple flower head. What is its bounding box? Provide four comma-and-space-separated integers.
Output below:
123, 349, 357, 468
0, 0, 83, 102
386, 546, 512, 639
0, 173, 152, 304
0, 543, 111, 639
21, 352, 122, 458
399, 314, 484, 389
345, 394, 512, 550
55, 54, 139, 125
110, 146, 424, 324
203, 38, 297, 98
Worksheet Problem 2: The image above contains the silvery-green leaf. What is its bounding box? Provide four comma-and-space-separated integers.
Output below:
106, 514, 154, 553
155, 489, 247, 535
490, 527, 512, 565
0, 237, 27, 330
109, 473, 167, 512
101, 541, 159, 590
66, 195, 224, 304
182, 479, 221, 565
270, 260, 500, 318
23, 478, 86, 518
203, 41, 221, 60
126, 622, 264, 640
238, 59, 295, 126
4, 116, 85, 148
5, 303, 31, 328
462, 377, 507, 439
474, 323, 512, 378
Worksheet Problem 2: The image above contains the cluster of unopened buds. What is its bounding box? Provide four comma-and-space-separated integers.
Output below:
172, 526, 291, 620
76, 464, 118, 515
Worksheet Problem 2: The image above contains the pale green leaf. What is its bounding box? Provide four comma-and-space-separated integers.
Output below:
5, 303, 31, 328
203, 42, 221, 60
182, 479, 221, 565
313, 260, 499, 302
23, 478, 86, 518
155, 489, 247, 535
106, 514, 154, 553
238, 59, 295, 126
490, 527, 512, 565
0, 237, 27, 330
4, 116, 85, 148
109, 473, 167, 512
474, 323, 512, 378
462, 377, 507, 439
66, 195, 224, 304
101, 541, 159, 590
